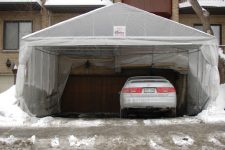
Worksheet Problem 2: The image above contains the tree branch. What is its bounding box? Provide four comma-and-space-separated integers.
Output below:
188, 0, 213, 35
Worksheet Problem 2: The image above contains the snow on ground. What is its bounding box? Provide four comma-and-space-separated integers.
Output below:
143, 117, 200, 126
0, 84, 225, 127
50, 136, 60, 148
171, 134, 194, 147
149, 135, 168, 150
67, 135, 97, 148
31, 117, 104, 128
208, 131, 225, 148
0, 135, 35, 149
0, 135, 18, 145
197, 84, 225, 123
0, 86, 29, 125
208, 135, 225, 148
219, 48, 225, 61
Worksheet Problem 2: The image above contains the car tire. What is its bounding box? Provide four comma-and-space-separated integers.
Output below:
120, 108, 128, 118
170, 108, 176, 118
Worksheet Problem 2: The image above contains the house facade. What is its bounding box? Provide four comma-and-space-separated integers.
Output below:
179, 0, 225, 83
0, 0, 178, 93
179, 0, 225, 48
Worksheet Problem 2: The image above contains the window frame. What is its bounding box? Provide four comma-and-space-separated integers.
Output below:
3, 20, 33, 51
194, 23, 222, 45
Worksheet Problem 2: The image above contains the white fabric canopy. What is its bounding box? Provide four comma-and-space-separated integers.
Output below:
16, 3, 220, 117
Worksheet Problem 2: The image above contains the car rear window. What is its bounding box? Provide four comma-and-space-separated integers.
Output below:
130, 80, 168, 83
128, 76, 165, 81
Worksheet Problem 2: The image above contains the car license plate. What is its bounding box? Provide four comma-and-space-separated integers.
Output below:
144, 88, 155, 93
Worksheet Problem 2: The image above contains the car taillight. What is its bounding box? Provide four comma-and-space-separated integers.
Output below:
156, 87, 175, 93
121, 87, 142, 93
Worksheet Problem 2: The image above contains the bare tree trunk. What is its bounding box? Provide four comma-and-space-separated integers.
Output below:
188, 0, 213, 35
189, 0, 225, 83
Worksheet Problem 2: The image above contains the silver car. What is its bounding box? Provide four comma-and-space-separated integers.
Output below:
120, 76, 176, 118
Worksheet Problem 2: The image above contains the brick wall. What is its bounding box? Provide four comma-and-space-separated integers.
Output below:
50, 13, 81, 25
0, 11, 42, 75
172, 0, 179, 22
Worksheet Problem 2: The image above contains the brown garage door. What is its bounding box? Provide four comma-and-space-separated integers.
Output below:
61, 75, 127, 113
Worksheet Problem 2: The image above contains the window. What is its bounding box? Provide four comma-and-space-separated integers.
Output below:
4, 21, 32, 50
194, 24, 222, 45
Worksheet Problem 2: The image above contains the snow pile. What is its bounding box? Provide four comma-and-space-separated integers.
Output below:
67, 135, 97, 148
208, 132, 225, 148
31, 117, 104, 128
143, 117, 200, 126
149, 140, 167, 150
197, 84, 225, 123
219, 48, 225, 60
51, 136, 60, 148
68, 135, 76, 147
197, 109, 225, 123
29, 135, 36, 144
208, 135, 225, 147
171, 134, 194, 147
31, 116, 56, 127
149, 136, 167, 150
104, 119, 138, 126
65, 119, 103, 127
0, 86, 28, 125
0, 135, 18, 145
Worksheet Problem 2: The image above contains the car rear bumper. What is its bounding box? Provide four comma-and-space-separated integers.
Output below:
120, 95, 176, 109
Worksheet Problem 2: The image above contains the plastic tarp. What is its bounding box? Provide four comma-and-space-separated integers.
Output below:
16, 3, 220, 117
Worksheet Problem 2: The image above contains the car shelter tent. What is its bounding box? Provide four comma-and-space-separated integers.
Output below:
16, 3, 220, 117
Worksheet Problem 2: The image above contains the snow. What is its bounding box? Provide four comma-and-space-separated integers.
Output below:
144, 117, 201, 126
0, 135, 18, 145
31, 117, 104, 128
45, 0, 113, 6
50, 136, 60, 148
29, 135, 36, 144
149, 140, 168, 150
0, 135, 35, 147
219, 48, 225, 61
149, 136, 168, 150
208, 135, 225, 147
68, 135, 76, 147
0, 86, 29, 125
197, 84, 225, 123
179, 0, 225, 8
197, 109, 225, 123
171, 134, 194, 147
67, 135, 97, 148
0, 84, 225, 127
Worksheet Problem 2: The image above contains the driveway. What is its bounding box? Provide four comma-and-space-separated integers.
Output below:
0, 118, 225, 149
